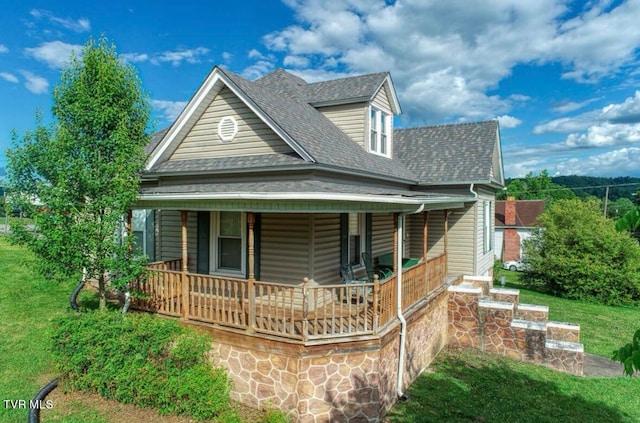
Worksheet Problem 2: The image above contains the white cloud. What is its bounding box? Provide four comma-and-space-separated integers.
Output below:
283, 55, 309, 68
151, 47, 210, 66
151, 100, 188, 123
0, 72, 18, 83
19, 70, 48, 94
30, 9, 90, 33
496, 115, 522, 129
551, 98, 600, 114
258, 0, 640, 124
121, 53, 149, 63
552, 147, 640, 176
0, 44, 8, 53
222, 52, 232, 62
25, 41, 81, 69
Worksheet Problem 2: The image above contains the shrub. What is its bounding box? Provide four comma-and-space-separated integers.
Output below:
522, 198, 640, 305
49, 310, 235, 420
612, 329, 640, 376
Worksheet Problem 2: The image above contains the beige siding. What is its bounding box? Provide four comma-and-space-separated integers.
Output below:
157, 210, 197, 272
371, 85, 391, 111
372, 213, 394, 258
260, 213, 310, 285
318, 103, 367, 148
171, 87, 294, 160
447, 205, 475, 277
427, 210, 446, 259
407, 213, 425, 258
311, 214, 341, 285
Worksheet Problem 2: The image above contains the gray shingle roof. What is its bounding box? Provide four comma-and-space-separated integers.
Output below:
140, 179, 468, 200
145, 68, 500, 188
149, 153, 307, 174
394, 121, 499, 184
304, 72, 389, 104
218, 67, 415, 181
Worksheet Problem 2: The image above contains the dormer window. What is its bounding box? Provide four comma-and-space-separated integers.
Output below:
369, 107, 391, 157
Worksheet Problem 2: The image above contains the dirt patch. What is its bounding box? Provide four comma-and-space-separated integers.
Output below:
42, 388, 268, 423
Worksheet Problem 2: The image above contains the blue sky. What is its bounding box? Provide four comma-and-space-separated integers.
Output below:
2, 0, 640, 178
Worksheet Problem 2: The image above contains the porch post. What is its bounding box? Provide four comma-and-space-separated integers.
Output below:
247, 212, 256, 332
181, 211, 189, 318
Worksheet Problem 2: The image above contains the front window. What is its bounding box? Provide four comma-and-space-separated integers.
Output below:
348, 213, 365, 267
369, 107, 391, 157
132, 209, 154, 260
214, 211, 245, 273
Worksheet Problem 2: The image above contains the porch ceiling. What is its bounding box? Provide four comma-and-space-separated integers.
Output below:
135, 180, 473, 213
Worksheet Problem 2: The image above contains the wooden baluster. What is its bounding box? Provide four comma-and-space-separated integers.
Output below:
302, 278, 309, 342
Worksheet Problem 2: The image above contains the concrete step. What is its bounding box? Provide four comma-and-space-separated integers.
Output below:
546, 321, 581, 343
515, 303, 549, 322
490, 288, 520, 305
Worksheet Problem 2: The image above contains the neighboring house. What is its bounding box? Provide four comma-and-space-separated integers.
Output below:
494, 197, 544, 261
133, 66, 505, 422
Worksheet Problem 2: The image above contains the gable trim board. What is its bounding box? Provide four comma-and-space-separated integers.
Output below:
146, 67, 315, 170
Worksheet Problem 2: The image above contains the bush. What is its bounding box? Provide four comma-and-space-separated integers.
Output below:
613, 329, 640, 376
522, 198, 640, 305
49, 310, 234, 420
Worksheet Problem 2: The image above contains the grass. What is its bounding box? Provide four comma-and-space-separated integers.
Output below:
495, 268, 639, 357
387, 349, 640, 423
0, 236, 77, 423
2, 238, 637, 422
387, 269, 640, 423
0, 236, 288, 423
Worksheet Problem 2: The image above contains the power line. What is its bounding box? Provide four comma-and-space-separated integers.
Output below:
504, 181, 640, 196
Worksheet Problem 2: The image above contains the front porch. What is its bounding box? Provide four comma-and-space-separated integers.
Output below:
132, 253, 448, 342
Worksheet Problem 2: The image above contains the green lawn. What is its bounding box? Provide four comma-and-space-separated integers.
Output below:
387, 269, 640, 423
0, 236, 77, 423
2, 239, 638, 422
496, 268, 639, 357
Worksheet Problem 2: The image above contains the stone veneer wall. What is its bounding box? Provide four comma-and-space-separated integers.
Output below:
200, 288, 449, 422
447, 278, 583, 376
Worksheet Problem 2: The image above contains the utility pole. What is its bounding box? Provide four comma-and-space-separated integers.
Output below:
603, 186, 610, 218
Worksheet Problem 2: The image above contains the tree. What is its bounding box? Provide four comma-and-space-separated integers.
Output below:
616, 208, 640, 242
498, 170, 575, 202
613, 329, 640, 376
608, 197, 635, 219
522, 198, 640, 305
6, 36, 150, 309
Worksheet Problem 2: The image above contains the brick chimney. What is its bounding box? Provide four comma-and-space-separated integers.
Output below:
505, 196, 516, 226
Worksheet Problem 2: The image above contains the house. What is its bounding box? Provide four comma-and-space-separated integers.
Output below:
494, 197, 544, 261
132, 66, 505, 422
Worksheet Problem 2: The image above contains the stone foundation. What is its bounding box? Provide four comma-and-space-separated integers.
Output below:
197, 288, 449, 422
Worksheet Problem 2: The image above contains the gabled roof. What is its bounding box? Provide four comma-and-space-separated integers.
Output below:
394, 121, 503, 185
495, 200, 545, 227
146, 66, 414, 181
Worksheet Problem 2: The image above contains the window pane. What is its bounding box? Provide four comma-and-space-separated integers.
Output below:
348, 213, 360, 235
219, 238, 241, 270
381, 134, 387, 155
219, 211, 241, 237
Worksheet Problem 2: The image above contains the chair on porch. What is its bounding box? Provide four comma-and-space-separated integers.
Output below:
362, 252, 393, 281
340, 264, 369, 304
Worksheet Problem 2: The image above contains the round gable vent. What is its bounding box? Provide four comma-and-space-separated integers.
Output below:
218, 116, 238, 142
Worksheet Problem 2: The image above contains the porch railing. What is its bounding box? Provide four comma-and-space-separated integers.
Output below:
133, 253, 448, 342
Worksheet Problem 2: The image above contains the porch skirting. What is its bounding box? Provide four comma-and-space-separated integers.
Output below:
190, 287, 449, 423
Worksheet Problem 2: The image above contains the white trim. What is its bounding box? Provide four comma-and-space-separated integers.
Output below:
210, 211, 246, 276
138, 191, 474, 206
369, 106, 392, 158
